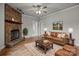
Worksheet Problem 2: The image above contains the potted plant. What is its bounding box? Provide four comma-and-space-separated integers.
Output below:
23, 28, 28, 39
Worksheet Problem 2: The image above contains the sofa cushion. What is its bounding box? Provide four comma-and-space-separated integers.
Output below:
53, 37, 63, 42
57, 33, 62, 38
63, 45, 76, 54
51, 32, 68, 38
58, 33, 66, 38
61, 33, 66, 38
51, 32, 58, 37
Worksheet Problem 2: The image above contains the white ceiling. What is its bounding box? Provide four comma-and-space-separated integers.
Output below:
8, 3, 79, 17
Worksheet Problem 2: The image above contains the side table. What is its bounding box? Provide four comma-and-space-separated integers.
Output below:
69, 38, 75, 46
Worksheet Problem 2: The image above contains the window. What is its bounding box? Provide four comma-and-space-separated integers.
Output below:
33, 21, 38, 35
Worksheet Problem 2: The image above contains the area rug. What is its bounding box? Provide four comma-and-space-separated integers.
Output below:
8, 42, 62, 56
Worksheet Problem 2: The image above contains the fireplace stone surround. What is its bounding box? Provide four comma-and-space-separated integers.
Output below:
5, 4, 23, 47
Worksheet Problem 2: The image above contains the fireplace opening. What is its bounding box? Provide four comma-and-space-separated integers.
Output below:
11, 29, 20, 41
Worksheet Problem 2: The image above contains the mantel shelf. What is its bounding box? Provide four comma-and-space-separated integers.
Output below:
5, 20, 22, 24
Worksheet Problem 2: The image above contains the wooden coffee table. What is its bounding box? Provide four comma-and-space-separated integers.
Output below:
35, 39, 53, 54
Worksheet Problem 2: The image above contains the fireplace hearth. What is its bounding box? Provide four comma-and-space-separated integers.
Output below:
11, 29, 20, 41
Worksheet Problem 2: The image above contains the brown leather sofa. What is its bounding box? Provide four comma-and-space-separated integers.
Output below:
44, 32, 69, 45
55, 45, 77, 56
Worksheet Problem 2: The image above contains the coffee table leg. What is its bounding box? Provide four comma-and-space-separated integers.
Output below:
52, 44, 53, 49
44, 48, 47, 54
36, 42, 37, 47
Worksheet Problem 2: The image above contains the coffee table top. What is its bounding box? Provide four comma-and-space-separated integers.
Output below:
36, 39, 53, 46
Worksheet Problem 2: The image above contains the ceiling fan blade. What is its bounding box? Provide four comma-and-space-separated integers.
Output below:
37, 5, 41, 8
43, 6, 47, 9
43, 11, 47, 13
42, 9, 47, 11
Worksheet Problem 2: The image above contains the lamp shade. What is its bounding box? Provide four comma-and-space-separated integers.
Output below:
68, 28, 73, 33
44, 28, 47, 31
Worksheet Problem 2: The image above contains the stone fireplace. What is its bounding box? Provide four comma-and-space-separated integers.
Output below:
5, 4, 23, 47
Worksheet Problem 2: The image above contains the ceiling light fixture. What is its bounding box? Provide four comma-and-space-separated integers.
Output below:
36, 10, 41, 15
33, 5, 47, 15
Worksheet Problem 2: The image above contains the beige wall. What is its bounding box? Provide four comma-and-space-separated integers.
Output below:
0, 3, 5, 50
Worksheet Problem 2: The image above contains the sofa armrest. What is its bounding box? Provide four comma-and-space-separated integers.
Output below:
63, 38, 69, 44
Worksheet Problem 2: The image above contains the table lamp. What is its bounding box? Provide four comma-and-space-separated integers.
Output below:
68, 28, 73, 39
44, 28, 47, 32
44, 28, 48, 36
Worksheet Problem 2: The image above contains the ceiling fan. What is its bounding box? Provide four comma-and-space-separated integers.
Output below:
32, 5, 47, 15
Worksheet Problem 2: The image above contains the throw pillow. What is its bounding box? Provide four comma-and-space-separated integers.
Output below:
57, 34, 62, 38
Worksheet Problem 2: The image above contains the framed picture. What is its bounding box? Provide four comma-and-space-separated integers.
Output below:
53, 21, 63, 30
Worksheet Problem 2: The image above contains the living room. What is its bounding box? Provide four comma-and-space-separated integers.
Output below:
0, 3, 79, 56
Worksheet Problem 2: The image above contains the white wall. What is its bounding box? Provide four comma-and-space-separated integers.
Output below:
0, 3, 5, 50
22, 14, 39, 37
40, 5, 79, 46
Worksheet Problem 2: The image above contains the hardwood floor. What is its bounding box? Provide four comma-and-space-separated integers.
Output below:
0, 36, 79, 56
0, 37, 38, 56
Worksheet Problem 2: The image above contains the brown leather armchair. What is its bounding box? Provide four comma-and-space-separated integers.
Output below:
55, 45, 77, 56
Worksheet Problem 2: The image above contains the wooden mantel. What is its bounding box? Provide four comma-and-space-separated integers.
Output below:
5, 20, 22, 24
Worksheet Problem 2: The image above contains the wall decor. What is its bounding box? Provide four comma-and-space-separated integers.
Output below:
53, 21, 63, 30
